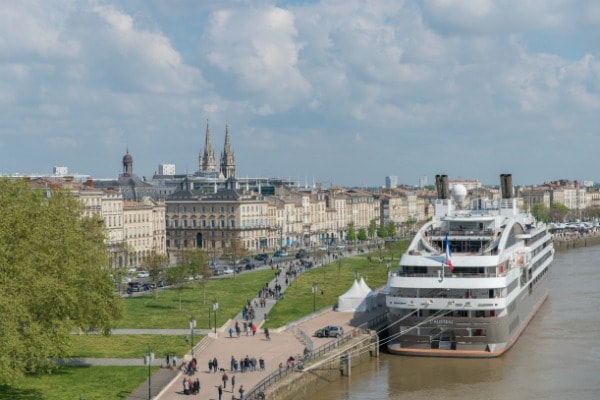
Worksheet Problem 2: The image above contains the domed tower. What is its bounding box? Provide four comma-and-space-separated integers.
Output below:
220, 125, 236, 179
199, 122, 217, 172
122, 148, 133, 177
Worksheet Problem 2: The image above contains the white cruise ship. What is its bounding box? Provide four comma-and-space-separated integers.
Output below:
386, 174, 553, 357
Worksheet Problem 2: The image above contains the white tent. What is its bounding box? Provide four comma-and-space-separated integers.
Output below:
337, 279, 370, 312
358, 277, 372, 294
359, 277, 379, 311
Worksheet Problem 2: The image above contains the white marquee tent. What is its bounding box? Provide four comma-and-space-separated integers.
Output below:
337, 278, 376, 312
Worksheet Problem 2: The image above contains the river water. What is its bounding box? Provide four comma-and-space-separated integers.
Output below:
313, 246, 600, 400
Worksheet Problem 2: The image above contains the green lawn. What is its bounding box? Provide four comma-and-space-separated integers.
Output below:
0, 366, 156, 400
117, 269, 277, 329
9, 242, 408, 399
69, 334, 193, 359
264, 254, 392, 327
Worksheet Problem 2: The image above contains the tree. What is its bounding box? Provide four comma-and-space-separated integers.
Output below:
0, 179, 123, 385
221, 238, 248, 279
166, 263, 189, 310
530, 203, 549, 223
336, 258, 343, 279
549, 202, 569, 222
179, 248, 210, 305
146, 251, 169, 299
346, 224, 357, 242
368, 219, 377, 239
357, 228, 368, 241
386, 221, 397, 238
377, 225, 388, 238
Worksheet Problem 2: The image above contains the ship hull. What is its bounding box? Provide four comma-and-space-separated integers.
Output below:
386, 273, 550, 358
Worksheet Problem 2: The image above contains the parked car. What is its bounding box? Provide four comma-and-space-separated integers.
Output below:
296, 249, 307, 259
314, 325, 344, 338
245, 263, 256, 270
254, 253, 269, 261
274, 250, 289, 258
142, 282, 155, 291
156, 280, 169, 288
127, 281, 142, 293
222, 266, 234, 274
137, 271, 149, 278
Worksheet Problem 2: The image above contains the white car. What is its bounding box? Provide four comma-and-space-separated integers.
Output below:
137, 271, 150, 278
222, 266, 234, 274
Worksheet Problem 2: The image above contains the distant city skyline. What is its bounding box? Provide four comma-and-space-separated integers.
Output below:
2, 1, 600, 186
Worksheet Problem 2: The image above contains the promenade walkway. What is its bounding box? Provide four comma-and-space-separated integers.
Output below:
129, 265, 306, 400
79, 253, 379, 400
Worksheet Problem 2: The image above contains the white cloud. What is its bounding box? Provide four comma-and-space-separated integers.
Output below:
2, 0, 600, 185
205, 6, 311, 111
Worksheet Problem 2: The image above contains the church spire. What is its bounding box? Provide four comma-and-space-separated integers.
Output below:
199, 121, 217, 172
220, 124, 236, 179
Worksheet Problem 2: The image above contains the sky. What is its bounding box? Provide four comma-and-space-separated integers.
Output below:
2, 0, 600, 187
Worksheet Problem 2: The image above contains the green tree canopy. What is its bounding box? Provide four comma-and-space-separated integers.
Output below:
357, 228, 368, 241
549, 202, 569, 222
346, 224, 357, 242
368, 219, 377, 238
0, 179, 123, 385
146, 251, 170, 298
377, 225, 388, 238
386, 221, 397, 237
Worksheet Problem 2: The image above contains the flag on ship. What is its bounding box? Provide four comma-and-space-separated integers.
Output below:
445, 233, 454, 271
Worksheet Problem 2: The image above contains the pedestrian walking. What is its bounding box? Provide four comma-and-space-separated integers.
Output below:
222, 371, 229, 388
238, 385, 245, 399
213, 356, 219, 373
208, 358, 213, 373
218, 384, 223, 400
172, 355, 177, 368
231, 375, 236, 393
182, 377, 189, 395
251, 323, 257, 336
229, 326, 234, 338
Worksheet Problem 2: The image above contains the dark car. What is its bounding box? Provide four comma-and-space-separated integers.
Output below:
245, 263, 256, 270
254, 253, 269, 261
156, 280, 169, 288
142, 282, 156, 291
296, 249, 307, 259
127, 281, 142, 293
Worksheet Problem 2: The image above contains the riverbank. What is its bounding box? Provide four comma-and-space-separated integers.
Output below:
553, 231, 600, 251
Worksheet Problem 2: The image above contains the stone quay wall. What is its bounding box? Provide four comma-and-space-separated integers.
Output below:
553, 232, 600, 252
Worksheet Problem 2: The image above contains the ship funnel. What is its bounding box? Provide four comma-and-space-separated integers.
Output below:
500, 174, 514, 199
436, 174, 451, 199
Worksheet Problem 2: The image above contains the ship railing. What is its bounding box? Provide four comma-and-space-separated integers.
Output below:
245, 327, 359, 400
392, 272, 500, 279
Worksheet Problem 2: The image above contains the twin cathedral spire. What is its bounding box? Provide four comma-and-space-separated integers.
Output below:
199, 122, 236, 179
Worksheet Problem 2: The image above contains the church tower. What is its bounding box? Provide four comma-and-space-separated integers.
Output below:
220, 125, 236, 179
122, 148, 133, 177
199, 122, 217, 172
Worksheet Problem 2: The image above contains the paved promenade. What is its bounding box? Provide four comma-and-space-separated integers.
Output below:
124, 260, 380, 400
147, 309, 373, 400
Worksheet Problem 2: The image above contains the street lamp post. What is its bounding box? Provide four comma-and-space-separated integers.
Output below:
189, 316, 196, 356
311, 283, 318, 312
144, 346, 155, 400
212, 299, 219, 334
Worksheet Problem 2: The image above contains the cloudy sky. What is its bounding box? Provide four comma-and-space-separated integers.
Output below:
2, 0, 599, 187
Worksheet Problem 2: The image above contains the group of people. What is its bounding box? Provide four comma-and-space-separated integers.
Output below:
228, 320, 258, 338
182, 357, 198, 375
229, 354, 266, 373
182, 377, 200, 395
219, 383, 245, 400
